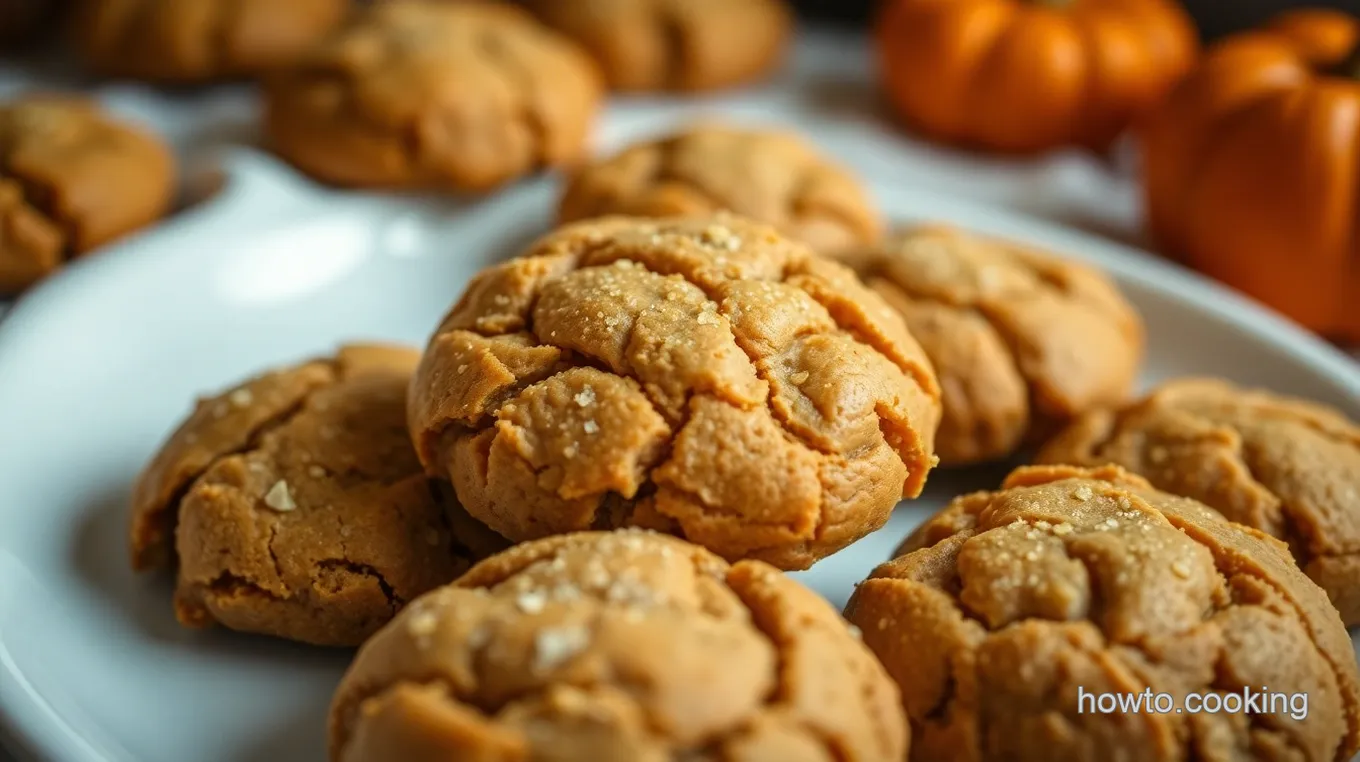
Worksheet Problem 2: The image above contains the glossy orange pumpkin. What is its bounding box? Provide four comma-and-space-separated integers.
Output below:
875, 0, 1199, 154
1144, 9, 1360, 341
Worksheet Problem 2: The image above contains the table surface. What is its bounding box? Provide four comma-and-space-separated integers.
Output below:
0, 27, 1353, 762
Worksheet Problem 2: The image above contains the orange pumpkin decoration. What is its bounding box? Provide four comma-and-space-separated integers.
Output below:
875, 0, 1199, 154
1144, 9, 1360, 341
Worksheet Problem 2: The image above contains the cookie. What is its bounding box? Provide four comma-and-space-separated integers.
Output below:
559, 125, 881, 258
72, 0, 348, 83
520, 0, 791, 92
854, 225, 1143, 465
1038, 377, 1360, 627
0, 96, 175, 294
329, 529, 907, 761
408, 215, 941, 570
264, 0, 602, 192
845, 465, 1360, 762
130, 344, 507, 647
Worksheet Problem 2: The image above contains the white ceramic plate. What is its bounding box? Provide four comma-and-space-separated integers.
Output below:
1, 83, 1358, 762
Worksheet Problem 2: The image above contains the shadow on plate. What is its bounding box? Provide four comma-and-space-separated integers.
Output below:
232, 689, 333, 762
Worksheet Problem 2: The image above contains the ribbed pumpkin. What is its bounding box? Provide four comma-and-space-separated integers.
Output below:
875, 0, 1199, 154
1144, 9, 1360, 341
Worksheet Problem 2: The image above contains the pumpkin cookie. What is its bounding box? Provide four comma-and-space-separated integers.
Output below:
264, 0, 602, 192
855, 225, 1143, 465
72, 0, 347, 82
521, 0, 791, 92
0, 95, 175, 294
1038, 378, 1360, 626
330, 530, 907, 761
130, 344, 507, 647
409, 215, 941, 570
559, 125, 881, 258
846, 465, 1360, 762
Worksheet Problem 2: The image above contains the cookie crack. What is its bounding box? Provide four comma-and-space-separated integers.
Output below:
317, 558, 401, 611
1157, 512, 1360, 758
139, 370, 338, 571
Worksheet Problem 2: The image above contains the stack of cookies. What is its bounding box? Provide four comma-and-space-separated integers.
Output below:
9, 1, 1355, 760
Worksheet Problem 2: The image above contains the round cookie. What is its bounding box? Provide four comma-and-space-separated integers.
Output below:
72, 0, 347, 83
130, 344, 507, 647
1038, 377, 1360, 627
520, 0, 791, 92
559, 125, 881, 258
845, 464, 1360, 762
0, 96, 175, 294
855, 225, 1143, 465
329, 530, 908, 762
409, 214, 941, 570
264, 0, 602, 192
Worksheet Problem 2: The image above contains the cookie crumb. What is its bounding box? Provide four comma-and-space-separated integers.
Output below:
534, 624, 589, 671
228, 388, 253, 408
574, 387, 595, 407
583, 420, 599, 435
1052, 522, 1074, 536
1171, 560, 1191, 579
1073, 486, 1093, 502
407, 610, 438, 638
517, 590, 547, 614
264, 480, 296, 512
789, 370, 810, 385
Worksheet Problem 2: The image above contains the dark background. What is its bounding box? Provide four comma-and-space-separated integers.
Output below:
791, 0, 1360, 41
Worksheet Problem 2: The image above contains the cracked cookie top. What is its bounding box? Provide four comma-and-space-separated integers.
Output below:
263, 0, 602, 192
73, 0, 348, 82
329, 529, 907, 761
521, 0, 790, 92
855, 225, 1143, 465
1038, 378, 1360, 627
846, 465, 1360, 762
408, 215, 942, 570
130, 344, 506, 647
0, 95, 175, 294
558, 124, 881, 258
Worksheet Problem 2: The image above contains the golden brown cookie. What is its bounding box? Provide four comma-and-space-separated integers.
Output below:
855, 225, 1143, 466
72, 0, 347, 83
264, 0, 602, 192
329, 530, 907, 761
1038, 377, 1360, 627
520, 0, 791, 92
130, 344, 507, 647
409, 215, 941, 570
846, 464, 1360, 762
0, 96, 175, 294
559, 124, 881, 258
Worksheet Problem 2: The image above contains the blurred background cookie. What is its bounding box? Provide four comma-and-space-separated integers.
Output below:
408, 215, 941, 570
559, 124, 881, 258
265, 0, 602, 192
329, 530, 907, 761
846, 464, 1360, 762
0, 95, 174, 294
520, 0, 792, 92
130, 344, 507, 646
854, 226, 1144, 466
72, 0, 349, 83
1039, 377, 1360, 626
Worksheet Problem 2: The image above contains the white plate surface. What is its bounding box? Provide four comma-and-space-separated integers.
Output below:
1, 38, 1358, 762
